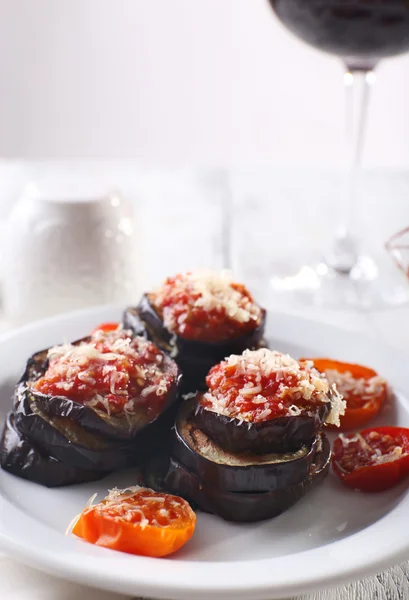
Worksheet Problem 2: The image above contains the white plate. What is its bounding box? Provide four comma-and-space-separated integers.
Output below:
0, 305, 409, 600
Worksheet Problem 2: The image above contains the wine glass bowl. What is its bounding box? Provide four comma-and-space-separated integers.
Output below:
270, 0, 409, 66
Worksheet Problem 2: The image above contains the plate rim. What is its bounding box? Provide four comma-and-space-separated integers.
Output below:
0, 304, 408, 600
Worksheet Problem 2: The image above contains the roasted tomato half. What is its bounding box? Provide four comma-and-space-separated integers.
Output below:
332, 427, 409, 492
72, 486, 196, 557
305, 359, 387, 430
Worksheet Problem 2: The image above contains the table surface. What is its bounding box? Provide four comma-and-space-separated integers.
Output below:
1, 165, 409, 600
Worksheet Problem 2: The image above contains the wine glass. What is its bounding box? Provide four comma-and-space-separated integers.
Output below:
268, 0, 409, 309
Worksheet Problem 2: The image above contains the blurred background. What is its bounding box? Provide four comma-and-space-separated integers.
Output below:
1, 0, 409, 326
1, 0, 409, 167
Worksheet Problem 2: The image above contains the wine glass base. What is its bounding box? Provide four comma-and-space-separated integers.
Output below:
269, 254, 409, 311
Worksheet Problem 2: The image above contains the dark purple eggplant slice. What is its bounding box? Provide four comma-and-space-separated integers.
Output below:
123, 295, 267, 391
13, 383, 136, 471
164, 434, 330, 522
194, 396, 330, 454
172, 398, 319, 492
0, 413, 105, 487
22, 343, 181, 441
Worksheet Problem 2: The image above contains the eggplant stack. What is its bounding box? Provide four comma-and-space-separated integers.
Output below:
123, 270, 267, 393
158, 398, 329, 522
0, 326, 181, 487
158, 349, 345, 522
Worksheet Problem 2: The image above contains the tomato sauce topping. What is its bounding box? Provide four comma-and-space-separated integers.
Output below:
32, 326, 177, 416
149, 270, 262, 342
200, 349, 345, 425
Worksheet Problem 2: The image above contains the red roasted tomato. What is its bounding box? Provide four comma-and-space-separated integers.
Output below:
332, 427, 409, 492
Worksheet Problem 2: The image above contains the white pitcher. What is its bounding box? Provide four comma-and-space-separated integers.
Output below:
2, 183, 139, 325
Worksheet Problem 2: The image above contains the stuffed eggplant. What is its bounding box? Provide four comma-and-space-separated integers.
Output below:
0, 413, 105, 487
194, 349, 345, 454
163, 435, 330, 522
13, 384, 136, 471
22, 324, 181, 441
123, 270, 266, 391
173, 398, 319, 492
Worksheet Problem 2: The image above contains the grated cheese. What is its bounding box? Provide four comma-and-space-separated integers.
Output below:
257, 408, 272, 420
106, 486, 144, 502
104, 487, 186, 529
182, 392, 197, 401
324, 369, 386, 400
373, 446, 403, 464
325, 386, 347, 427
339, 433, 361, 447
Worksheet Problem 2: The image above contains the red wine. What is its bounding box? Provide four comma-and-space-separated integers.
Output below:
270, 0, 409, 64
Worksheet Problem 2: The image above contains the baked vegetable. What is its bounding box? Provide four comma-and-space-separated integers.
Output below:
71, 486, 196, 557
164, 435, 330, 522
332, 427, 409, 492
13, 385, 136, 471
24, 325, 180, 440
194, 349, 344, 454
0, 413, 104, 487
306, 358, 387, 431
174, 398, 319, 492
123, 270, 266, 391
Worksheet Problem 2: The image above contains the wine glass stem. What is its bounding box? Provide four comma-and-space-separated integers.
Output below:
326, 65, 376, 274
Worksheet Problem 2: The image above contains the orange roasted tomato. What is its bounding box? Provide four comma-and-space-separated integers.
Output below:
332, 427, 409, 492
149, 270, 262, 343
72, 486, 196, 557
304, 359, 387, 431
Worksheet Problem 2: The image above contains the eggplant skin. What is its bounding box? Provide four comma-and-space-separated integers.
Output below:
22, 344, 181, 441
172, 398, 319, 492
194, 400, 330, 455
123, 295, 267, 391
13, 384, 138, 471
163, 435, 330, 522
0, 413, 105, 488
